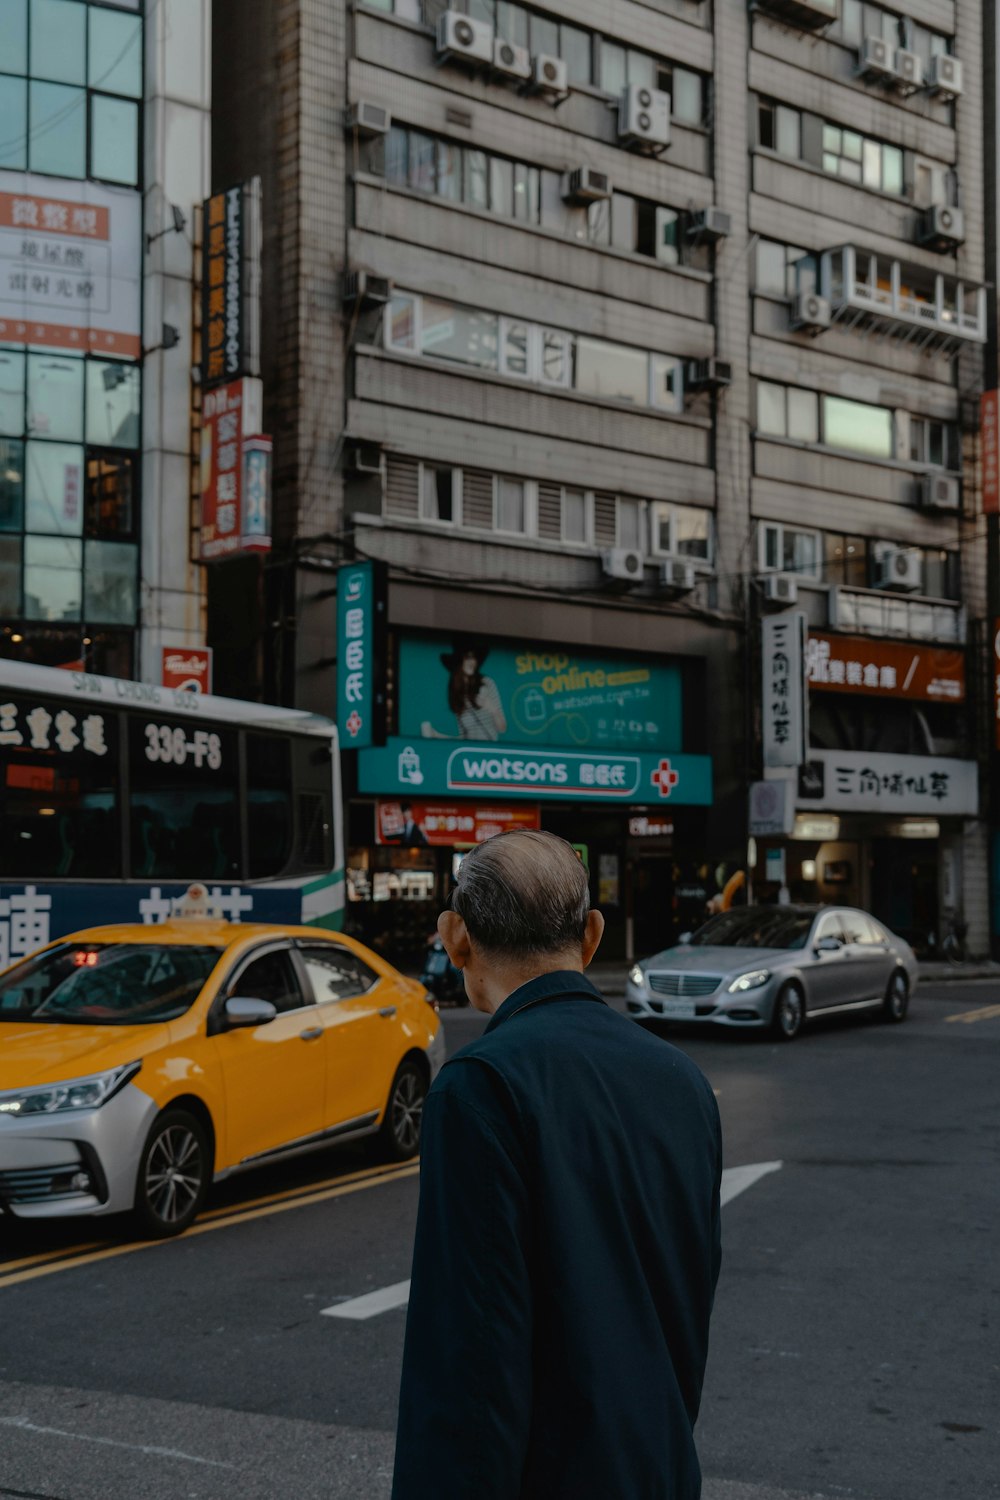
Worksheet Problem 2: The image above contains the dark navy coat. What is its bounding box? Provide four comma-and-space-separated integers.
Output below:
392, 970, 723, 1500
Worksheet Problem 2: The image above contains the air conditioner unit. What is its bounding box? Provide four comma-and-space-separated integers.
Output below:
529, 53, 569, 101
762, 574, 798, 604
347, 443, 384, 476
894, 49, 924, 95
601, 548, 644, 584
686, 357, 733, 392
858, 35, 895, 83
754, 0, 838, 30
919, 204, 965, 249
618, 84, 670, 151
918, 473, 960, 512
492, 37, 531, 81
345, 101, 391, 137
343, 271, 392, 308
791, 292, 832, 334
562, 167, 612, 204
876, 546, 922, 592
660, 560, 697, 593
687, 207, 731, 241
928, 54, 963, 101
436, 11, 493, 67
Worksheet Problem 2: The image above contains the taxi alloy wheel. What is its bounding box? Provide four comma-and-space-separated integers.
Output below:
379, 1062, 427, 1162
135, 1108, 210, 1238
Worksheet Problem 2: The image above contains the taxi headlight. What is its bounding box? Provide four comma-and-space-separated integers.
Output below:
727, 970, 771, 993
0, 1061, 141, 1117
628, 965, 646, 989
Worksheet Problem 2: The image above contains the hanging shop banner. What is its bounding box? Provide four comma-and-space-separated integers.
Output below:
199, 378, 270, 560
796, 750, 978, 816
358, 737, 712, 806
398, 635, 682, 752
161, 648, 213, 694
994, 620, 1000, 752
201, 178, 261, 387
806, 634, 965, 703
762, 612, 807, 769
376, 800, 540, 847
0, 173, 141, 359
336, 561, 387, 751
982, 390, 999, 514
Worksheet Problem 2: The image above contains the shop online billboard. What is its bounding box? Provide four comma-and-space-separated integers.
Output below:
398, 636, 683, 752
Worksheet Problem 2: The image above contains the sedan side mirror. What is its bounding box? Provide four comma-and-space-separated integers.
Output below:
815, 936, 843, 954
223, 996, 278, 1028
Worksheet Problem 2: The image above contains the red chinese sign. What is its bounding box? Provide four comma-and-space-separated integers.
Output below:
806, 633, 965, 704
983, 391, 1000, 514
376, 801, 540, 847
161, 648, 213, 694
994, 621, 1000, 751
199, 379, 271, 560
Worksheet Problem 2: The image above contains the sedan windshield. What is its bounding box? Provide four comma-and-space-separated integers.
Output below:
689, 908, 814, 950
0, 944, 222, 1025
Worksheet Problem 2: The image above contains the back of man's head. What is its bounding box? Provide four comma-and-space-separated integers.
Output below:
453, 829, 590, 959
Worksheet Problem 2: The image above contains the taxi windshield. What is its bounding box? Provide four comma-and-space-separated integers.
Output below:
0, 944, 222, 1025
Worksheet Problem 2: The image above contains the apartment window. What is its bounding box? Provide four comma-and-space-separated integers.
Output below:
760, 523, 821, 578
576, 339, 647, 405
822, 396, 893, 459
910, 417, 957, 471
825, 534, 868, 588
758, 383, 895, 460
756, 240, 817, 298
617, 498, 645, 551
420, 465, 460, 524
421, 299, 499, 369
494, 477, 530, 535
650, 502, 713, 562
758, 99, 906, 199
834, 2, 951, 68
756, 383, 819, 444
922, 549, 959, 600
561, 488, 590, 546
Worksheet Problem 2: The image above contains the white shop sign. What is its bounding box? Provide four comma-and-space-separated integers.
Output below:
762, 612, 807, 769
796, 751, 978, 816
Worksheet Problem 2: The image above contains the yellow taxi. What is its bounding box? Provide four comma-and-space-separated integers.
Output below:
0, 916, 444, 1237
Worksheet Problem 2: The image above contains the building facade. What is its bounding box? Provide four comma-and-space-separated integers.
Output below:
0, 0, 211, 683
210, 0, 989, 961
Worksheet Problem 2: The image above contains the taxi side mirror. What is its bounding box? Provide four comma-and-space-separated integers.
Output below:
223, 997, 278, 1028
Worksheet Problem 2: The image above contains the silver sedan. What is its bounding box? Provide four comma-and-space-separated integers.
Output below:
625, 905, 918, 1040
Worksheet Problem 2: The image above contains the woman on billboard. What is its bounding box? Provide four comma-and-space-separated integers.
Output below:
421, 641, 507, 741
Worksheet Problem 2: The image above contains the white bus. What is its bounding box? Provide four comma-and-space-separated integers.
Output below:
0, 660, 344, 963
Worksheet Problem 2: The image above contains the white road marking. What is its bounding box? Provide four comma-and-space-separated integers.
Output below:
322, 1163, 783, 1323
0, 1414, 236, 1469
720, 1160, 783, 1207
321, 1279, 412, 1321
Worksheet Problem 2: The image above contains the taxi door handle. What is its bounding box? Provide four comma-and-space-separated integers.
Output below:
378, 1006, 397, 1019
299, 1027, 323, 1041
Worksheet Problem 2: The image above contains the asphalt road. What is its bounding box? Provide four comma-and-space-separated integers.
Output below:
0, 979, 997, 1500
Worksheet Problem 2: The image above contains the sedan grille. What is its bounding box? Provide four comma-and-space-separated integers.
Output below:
0, 1164, 88, 1205
647, 972, 723, 997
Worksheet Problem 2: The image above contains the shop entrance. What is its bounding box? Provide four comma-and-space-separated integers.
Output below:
870, 838, 938, 953
631, 853, 675, 959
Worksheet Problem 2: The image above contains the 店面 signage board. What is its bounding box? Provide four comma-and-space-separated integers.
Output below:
806, 634, 965, 703
201, 179, 261, 387
376, 800, 540, 847
336, 561, 387, 750
796, 750, 977, 816
762, 612, 807, 768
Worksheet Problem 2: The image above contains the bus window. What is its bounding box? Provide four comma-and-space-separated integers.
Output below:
128, 716, 239, 880
0, 695, 120, 879
299, 792, 332, 870
246, 733, 293, 878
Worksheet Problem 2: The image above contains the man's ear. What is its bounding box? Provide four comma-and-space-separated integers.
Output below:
438, 910, 472, 970
581, 909, 605, 969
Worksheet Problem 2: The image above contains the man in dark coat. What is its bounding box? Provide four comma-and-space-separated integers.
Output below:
392, 829, 722, 1500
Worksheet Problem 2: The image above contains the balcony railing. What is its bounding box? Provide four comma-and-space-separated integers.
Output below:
813, 247, 986, 354
829, 587, 967, 644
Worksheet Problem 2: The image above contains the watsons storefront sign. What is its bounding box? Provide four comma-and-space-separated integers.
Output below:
357, 738, 713, 806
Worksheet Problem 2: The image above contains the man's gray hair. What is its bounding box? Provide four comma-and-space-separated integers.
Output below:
453, 829, 590, 957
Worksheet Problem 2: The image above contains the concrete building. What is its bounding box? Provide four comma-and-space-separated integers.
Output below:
209, 0, 988, 961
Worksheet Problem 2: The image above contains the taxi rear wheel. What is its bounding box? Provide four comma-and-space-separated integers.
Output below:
376, 1061, 427, 1163
133, 1108, 210, 1239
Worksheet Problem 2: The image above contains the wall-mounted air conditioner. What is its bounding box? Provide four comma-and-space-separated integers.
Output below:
894, 49, 923, 95
686, 358, 733, 392
345, 101, 391, 137
791, 292, 832, 334
492, 37, 531, 81
529, 54, 569, 101
618, 85, 670, 151
601, 548, 644, 584
687, 207, 731, 241
876, 546, 922, 592
762, 574, 799, 604
436, 11, 493, 67
919, 204, 964, 250
343, 271, 392, 308
562, 167, 611, 204
660, 560, 697, 593
917, 474, 960, 512
858, 35, 895, 83
927, 54, 963, 100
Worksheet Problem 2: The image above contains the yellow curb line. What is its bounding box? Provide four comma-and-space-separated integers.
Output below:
944, 1003, 1000, 1025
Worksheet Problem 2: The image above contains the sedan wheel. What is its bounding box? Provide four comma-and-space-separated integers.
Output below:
377, 1061, 427, 1162
881, 971, 909, 1024
134, 1108, 210, 1239
772, 984, 804, 1041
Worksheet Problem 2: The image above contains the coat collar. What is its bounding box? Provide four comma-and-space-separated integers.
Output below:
484, 969, 607, 1033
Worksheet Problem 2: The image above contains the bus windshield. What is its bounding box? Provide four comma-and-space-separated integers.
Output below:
0, 944, 223, 1025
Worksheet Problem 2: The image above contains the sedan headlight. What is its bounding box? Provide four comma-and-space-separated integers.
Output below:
727, 970, 771, 993
0, 1061, 141, 1117
628, 964, 646, 989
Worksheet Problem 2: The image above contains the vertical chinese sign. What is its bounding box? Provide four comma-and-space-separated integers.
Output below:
336, 561, 388, 750
994, 621, 1000, 752
762, 612, 807, 769
982, 391, 1000, 514
200, 179, 261, 389
199, 378, 271, 559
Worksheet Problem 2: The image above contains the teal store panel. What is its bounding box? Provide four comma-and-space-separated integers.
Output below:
398, 636, 683, 751
358, 738, 713, 807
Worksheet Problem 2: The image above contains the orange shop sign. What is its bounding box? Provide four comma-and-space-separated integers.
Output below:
806, 633, 965, 703
161, 648, 213, 694
982, 391, 1000, 515
199, 378, 271, 561
376, 800, 541, 847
